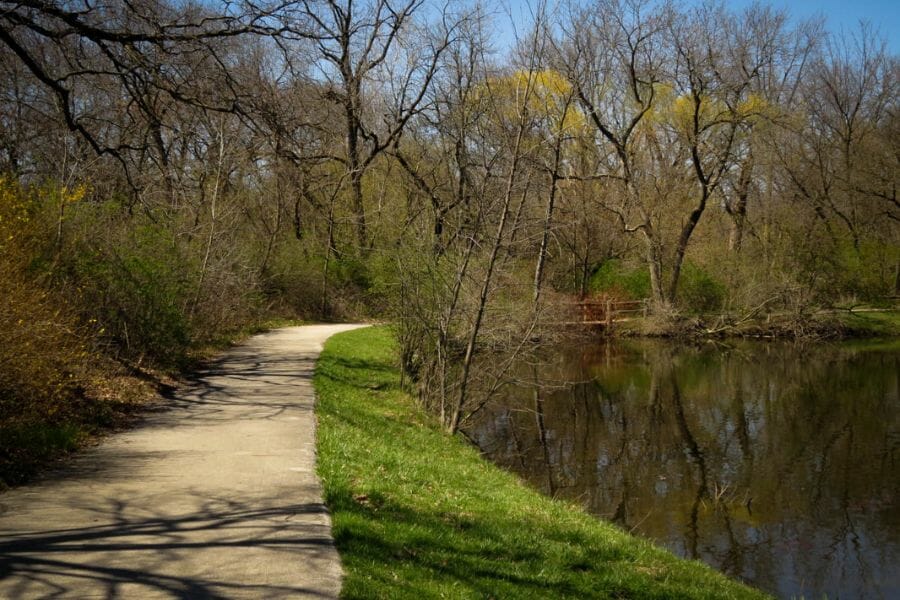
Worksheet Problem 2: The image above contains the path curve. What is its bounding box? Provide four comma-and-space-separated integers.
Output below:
0, 324, 365, 599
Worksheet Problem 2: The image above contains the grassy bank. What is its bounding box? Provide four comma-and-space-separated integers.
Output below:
314, 326, 767, 599
835, 309, 900, 338
614, 309, 900, 340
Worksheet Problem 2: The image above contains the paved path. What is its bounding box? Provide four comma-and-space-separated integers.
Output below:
0, 324, 364, 599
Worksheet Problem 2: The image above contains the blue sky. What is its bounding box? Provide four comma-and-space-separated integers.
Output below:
499, 0, 899, 54
722, 0, 899, 52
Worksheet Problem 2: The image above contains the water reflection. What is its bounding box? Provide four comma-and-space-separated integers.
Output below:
467, 340, 900, 599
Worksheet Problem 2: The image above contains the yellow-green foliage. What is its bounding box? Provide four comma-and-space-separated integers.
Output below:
473, 69, 588, 135
0, 262, 90, 420
0, 177, 89, 421
0, 177, 151, 487
647, 84, 780, 135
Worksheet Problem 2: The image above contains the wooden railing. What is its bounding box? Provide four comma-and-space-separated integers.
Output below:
566, 297, 649, 326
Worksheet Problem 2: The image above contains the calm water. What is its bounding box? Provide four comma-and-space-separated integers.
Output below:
467, 340, 900, 599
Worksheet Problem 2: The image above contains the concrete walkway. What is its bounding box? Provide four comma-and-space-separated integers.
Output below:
0, 324, 364, 599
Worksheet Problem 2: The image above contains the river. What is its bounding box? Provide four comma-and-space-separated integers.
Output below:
467, 339, 900, 599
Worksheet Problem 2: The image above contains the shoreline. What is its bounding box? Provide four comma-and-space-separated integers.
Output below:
607, 308, 900, 341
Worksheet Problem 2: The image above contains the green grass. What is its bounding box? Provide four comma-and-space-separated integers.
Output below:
836, 310, 900, 338
314, 326, 769, 599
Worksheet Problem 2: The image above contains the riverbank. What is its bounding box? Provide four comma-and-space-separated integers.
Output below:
313, 326, 768, 599
614, 308, 900, 340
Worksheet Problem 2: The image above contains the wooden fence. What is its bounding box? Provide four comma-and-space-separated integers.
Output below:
566, 297, 649, 326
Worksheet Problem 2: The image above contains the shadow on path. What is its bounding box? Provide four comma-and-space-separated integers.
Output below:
1, 494, 334, 599
0, 324, 362, 599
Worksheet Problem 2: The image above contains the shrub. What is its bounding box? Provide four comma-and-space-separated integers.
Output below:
0, 178, 101, 484
588, 259, 650, 300
0, 258, 91, 422
67, 219, 194, 366
677, 262, 726, 313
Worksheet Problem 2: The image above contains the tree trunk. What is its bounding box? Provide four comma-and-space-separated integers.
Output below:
349, 164, 367, 252
534, 112, 568, 304
727, 155, 753, 252
345, 94, 368, 252
894, 258, 900, 296
728, 207, 746, 253
433, 210, 445, 255
533, 171, 560, 304
668, 190, 709, 303
643, 232, 666, 308
448, 125, 526, 434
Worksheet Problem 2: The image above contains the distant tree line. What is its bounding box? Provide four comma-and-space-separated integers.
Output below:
1, 0, 896, 432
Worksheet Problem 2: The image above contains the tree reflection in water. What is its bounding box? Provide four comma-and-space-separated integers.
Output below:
467, 340, 900, 599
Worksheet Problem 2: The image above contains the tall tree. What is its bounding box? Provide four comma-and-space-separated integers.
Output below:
294, 0, 452, 252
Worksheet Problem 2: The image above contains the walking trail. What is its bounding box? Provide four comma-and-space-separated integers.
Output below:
0, 324, 364, 599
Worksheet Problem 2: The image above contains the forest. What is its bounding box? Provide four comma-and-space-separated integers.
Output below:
1, 0, 897, 458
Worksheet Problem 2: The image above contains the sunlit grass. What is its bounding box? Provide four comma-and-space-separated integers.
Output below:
314, 326, 768, 599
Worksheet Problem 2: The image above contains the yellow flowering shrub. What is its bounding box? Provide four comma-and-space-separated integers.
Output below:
0, 177, 90, 420
0, 176, 32, 251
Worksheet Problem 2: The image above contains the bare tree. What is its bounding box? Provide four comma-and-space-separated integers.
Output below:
559, 1, 802, 308
291, 0, 455, 252
559, 0, 676, 305
390, 7, 487, 255
719, 6, 819, 254
529, 67, 580, 305
0, 0, 293, 163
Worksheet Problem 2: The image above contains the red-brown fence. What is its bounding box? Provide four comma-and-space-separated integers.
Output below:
565, 297, 649, 326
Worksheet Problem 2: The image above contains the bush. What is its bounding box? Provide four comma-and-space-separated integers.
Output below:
73, 227, 193, 365
44, 201, 195, 367
829, 238, 898, 301
588, 259, 650, 300
0, 178, 131, 486
262, 241, 328, 317
677, 262, 726, 313
588, 257, 725, 313
0, 259, 91, 422
0, 178, 89, 420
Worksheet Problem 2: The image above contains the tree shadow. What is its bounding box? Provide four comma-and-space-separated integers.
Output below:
0, 493, 339, 598
149, 352, 321, 425
1, 327, 345, 598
